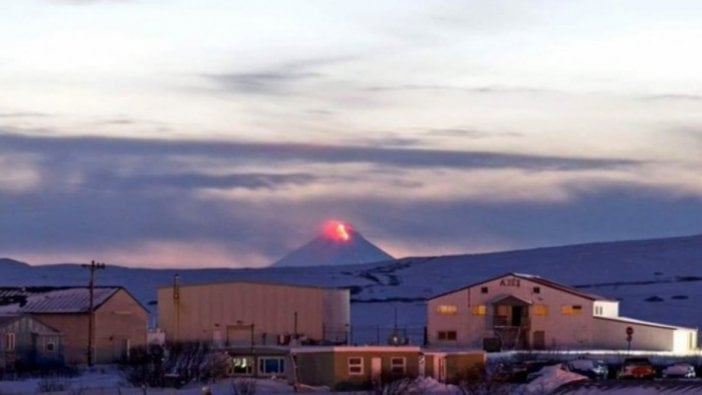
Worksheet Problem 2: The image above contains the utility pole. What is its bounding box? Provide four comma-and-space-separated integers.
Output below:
81, 260, 105, 367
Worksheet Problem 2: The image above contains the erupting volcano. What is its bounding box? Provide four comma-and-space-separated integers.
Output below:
271, 221, 394, 267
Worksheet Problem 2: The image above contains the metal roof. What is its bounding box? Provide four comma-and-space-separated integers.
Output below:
0, 286, 121, 314
429, 272, 616, 302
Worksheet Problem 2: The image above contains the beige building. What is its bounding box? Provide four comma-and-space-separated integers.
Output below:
427, 273, 697, 353
0, 287, 148, 364
157, 280, 350, 346
222, 345, 485, 390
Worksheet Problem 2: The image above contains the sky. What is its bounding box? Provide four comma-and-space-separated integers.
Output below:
1, 0, 702, 268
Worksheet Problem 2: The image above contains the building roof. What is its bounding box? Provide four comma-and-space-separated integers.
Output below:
594, 315, 696, 331
0, 314, 62, 333
0, 286, 143, 314
157, 279, 349, 292
429, 272, 616, 302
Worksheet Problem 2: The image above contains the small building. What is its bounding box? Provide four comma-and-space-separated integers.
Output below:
0, 287, 148, 364
427, 273, 697, 353
221, 345, 485, 390
0, 315, 63, 372
157, 280, 350, 346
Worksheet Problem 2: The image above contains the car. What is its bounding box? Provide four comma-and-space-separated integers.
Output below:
567, 358, 609, 379
617, 357, 656, 379
662, 362, 696, 379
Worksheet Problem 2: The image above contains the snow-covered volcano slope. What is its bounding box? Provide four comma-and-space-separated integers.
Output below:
2, 233, 702, 334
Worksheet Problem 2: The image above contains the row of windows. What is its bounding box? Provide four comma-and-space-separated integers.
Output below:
348, 357, 406, 375
437, 304, 584, 317
228, 356, 408, 376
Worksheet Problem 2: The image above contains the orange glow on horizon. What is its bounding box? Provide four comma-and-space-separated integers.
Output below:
323, 220, 352, 242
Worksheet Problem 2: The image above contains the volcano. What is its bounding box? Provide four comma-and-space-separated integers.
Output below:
272, 221, 394, 267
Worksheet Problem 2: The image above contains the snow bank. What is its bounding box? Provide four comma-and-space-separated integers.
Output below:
522, 364, 587, 394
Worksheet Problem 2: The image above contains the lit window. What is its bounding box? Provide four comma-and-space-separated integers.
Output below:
534, 305, 548, 316
258, 357, 285, 375
390, 357, 406, 374
437, 305, 458, 315
561, 305, 583, 316
229, 357, 254, 375
348, 357, 364, 375
471, 305, 487, 316
5, 333, 15, 352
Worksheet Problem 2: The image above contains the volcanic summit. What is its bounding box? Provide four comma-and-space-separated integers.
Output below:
272, 221, 394, 267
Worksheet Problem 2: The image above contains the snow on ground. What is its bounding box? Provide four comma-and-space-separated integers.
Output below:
521, 364, 587, 394
0, 367, 464, 395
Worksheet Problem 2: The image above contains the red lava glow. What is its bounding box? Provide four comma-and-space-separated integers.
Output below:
323, 220, 352, 242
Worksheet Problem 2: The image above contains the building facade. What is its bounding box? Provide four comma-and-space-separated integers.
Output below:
0, 315, 63, 371
0, 287, 148, 364
157, 280, 350, 346
427, 273, 697, 353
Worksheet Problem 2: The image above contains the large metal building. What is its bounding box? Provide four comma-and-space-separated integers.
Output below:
157, 280, 350, 346
427, 273, 697, 353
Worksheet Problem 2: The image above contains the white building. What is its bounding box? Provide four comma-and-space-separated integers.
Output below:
427, 273, 697, 353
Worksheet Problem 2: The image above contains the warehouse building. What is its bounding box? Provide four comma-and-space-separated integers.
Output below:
157, 279, 350, 346
427, 273, 697, 353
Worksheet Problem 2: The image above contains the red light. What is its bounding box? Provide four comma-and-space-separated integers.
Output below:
323, 220, 352, 242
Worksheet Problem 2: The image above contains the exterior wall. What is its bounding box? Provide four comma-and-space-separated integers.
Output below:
0, 317, 63, 368
157, 282, 349, 345
33, 314, 88, 364
673, 329, 697, 353
94, 289, 148, 362
34, 290, 147, 364
294, 346, 421, 390
592, 317, 676, 351
428, 275, 596, 349
322, 289, 351, 344
445, 353, 486, 383
593, 301, 619, 317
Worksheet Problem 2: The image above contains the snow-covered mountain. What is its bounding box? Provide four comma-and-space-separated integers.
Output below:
2, 233, 702, 344
271, 221, 393, 267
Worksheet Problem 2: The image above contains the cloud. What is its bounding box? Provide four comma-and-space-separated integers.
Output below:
425, 128, 522, 139
642, 94, 702, 102
1, 132, 699, 269
0, 133, 640, 173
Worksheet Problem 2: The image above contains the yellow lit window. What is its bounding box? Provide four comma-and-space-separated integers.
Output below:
437, 305, 458, 315
496, 305, 509, 317
534, 304, 548, 316
471, 305, 487, 316
561, 305, 583, 316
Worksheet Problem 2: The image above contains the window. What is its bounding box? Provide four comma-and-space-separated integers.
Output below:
390, 357, 406, 374
46, 342, 55, 352
258, 357, 285, 375
481, 286, 489, 294
595, 306, 603, 315
438, 331, 457, 341
561, 305, 583, 316
496, 305, 509, 317
229, 357, 254, 375
471, 305, 487, 316
533, 286, 541, 294
5, 333, 15, 352
437, 305, 458, 315
534, 304, 548, 316
348, 357, 364, 375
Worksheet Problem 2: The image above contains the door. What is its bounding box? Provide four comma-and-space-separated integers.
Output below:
511, 305, 523, 326
371, 357, 382, 382
533, 331, 545, 350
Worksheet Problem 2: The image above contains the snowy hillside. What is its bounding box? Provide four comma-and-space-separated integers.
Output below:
2, 234, 702, 344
